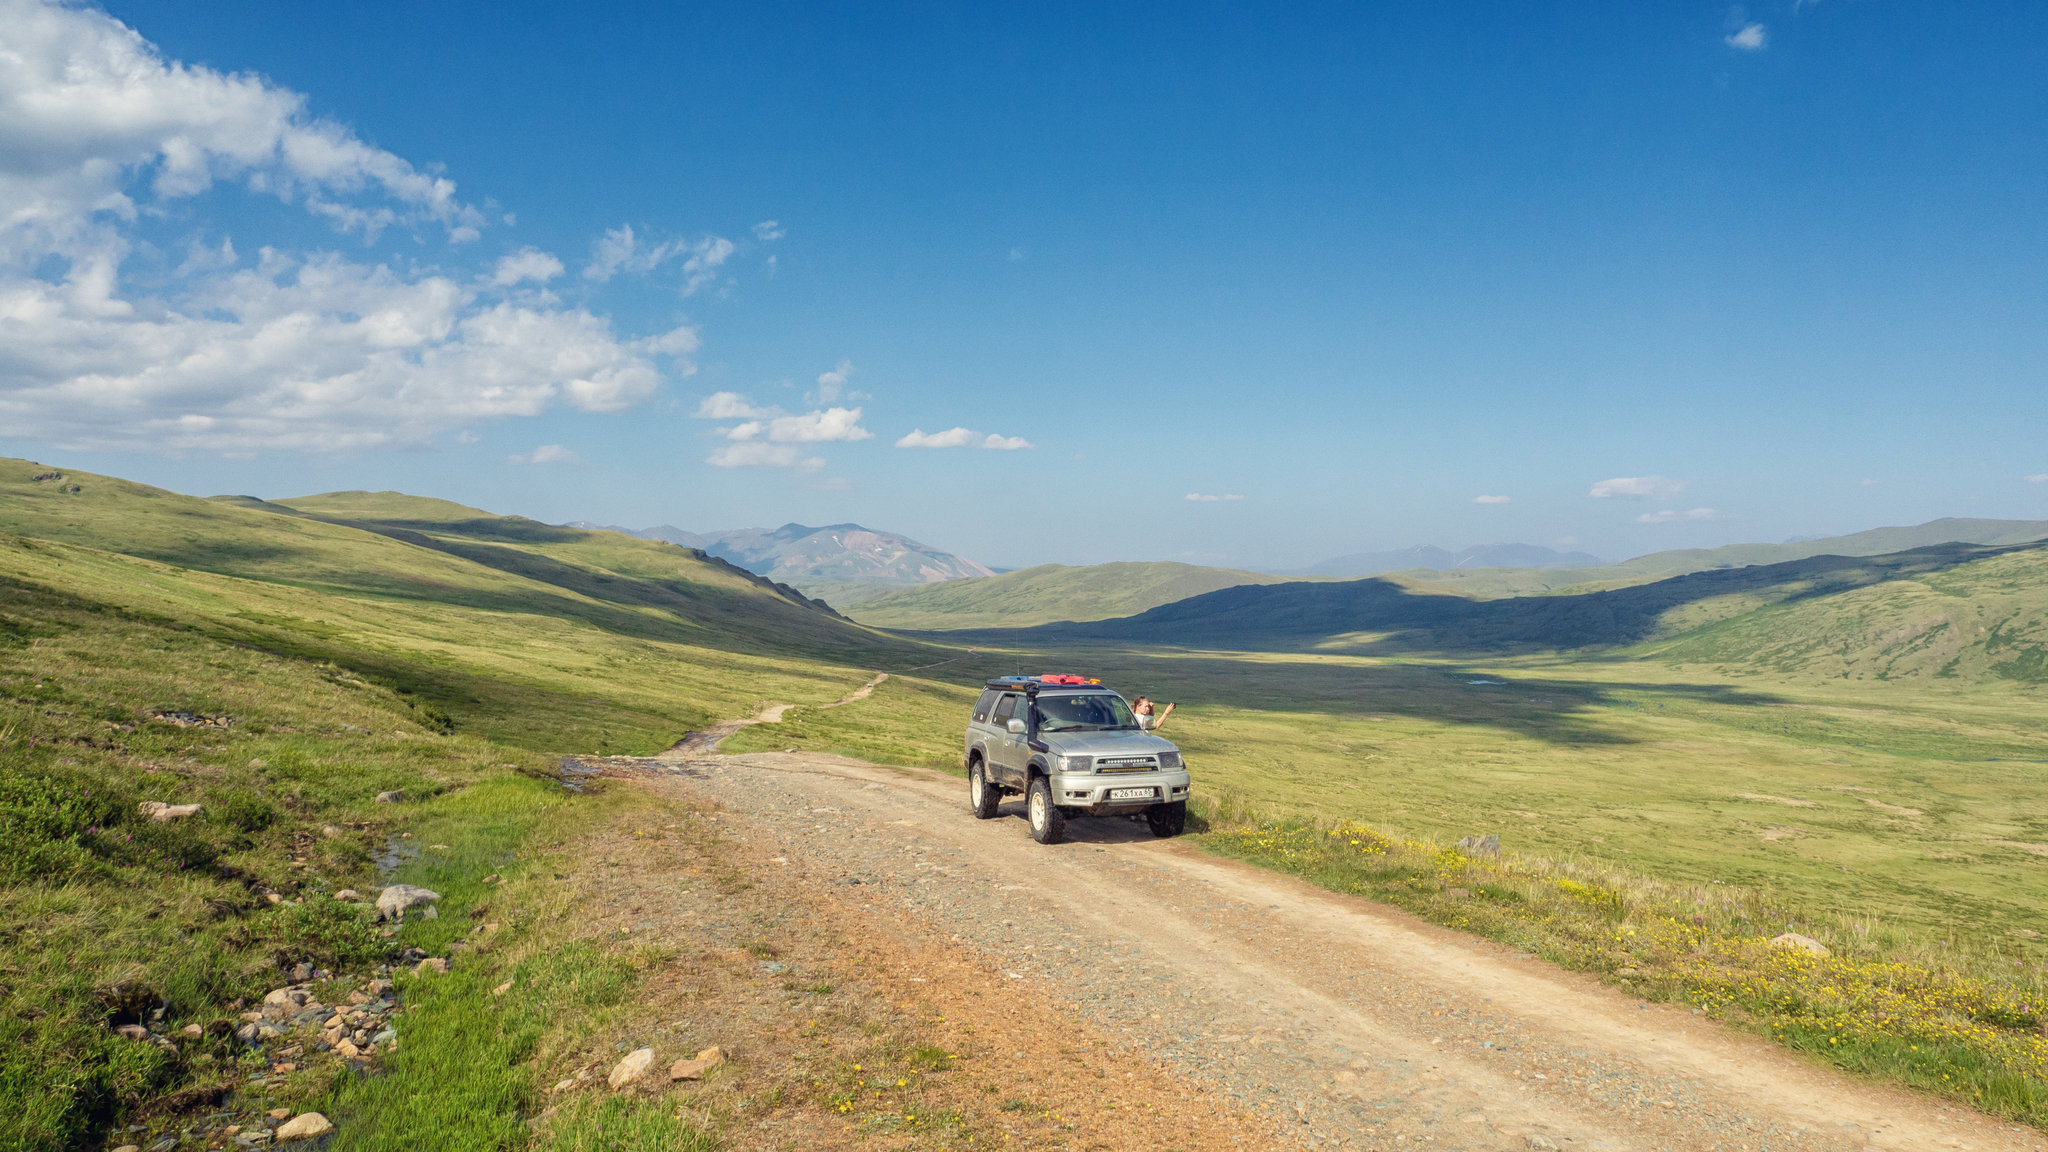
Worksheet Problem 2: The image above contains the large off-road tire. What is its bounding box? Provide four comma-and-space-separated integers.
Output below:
1027, 776, 1067, 845
968, 758, 1000, 820
1146, 800, 1186, 838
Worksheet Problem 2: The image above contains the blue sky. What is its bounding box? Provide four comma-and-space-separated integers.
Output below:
2, 0, 2044, 570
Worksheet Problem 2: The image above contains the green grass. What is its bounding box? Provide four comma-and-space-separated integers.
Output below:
839, 560, 1330, 630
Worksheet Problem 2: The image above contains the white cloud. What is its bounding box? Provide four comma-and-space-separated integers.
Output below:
1589, 475, 1686, 499
753, 220, 784, 241
694, 391, 779, 419
814, 359, 853, 403
487, 247, 564, 286
1472, 494, 1511, 504
982, 433, 1033, 450
0, 0, 484, 262
707, 442, 823, 470
724, 408, 869, 444
507, 444, 578, 466
2026, 474, 2048, 484
581, 225, 732, 292
0, 0, 703, 455
1185, 493, 1245, 502
1636, 508, 1728, 523
897, 427, 979, 449
1726, 23, 1767, 50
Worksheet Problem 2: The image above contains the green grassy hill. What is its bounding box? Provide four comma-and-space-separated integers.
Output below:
972, 541, 2048, 684
1390, 517, 2048, 598
0, 461, 933, 751
841, 560, 1322, 629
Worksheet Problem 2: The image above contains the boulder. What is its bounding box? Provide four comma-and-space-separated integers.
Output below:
275, 1112, 335, 1141
669, 1046, 726, 1081
1770, 932, 1831, 957
138, 801, 203, 821
374, 884, 440, 921
1454, 834, 1501, 857
608, 1047, 656, 1089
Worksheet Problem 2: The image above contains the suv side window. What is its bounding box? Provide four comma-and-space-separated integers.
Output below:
991, 694, 1018, 727
972, 689, 998, 724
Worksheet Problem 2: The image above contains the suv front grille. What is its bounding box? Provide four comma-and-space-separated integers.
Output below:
1095, 756, 1157, 773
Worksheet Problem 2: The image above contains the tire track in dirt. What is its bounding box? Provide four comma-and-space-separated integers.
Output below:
596, 741, 2045, 1152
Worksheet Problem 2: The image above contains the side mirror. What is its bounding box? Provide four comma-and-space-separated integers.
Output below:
1006, 718, 1027, 734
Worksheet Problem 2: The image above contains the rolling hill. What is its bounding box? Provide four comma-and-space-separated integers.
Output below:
1382, 517, 2048, 598
1281, 542, 1606, 577
841, 560, 1325, 629
0, 461, 933, 750
957, 540, 2048, 685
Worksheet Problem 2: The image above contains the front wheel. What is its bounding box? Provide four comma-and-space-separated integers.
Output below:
1146, 800, 1186, 838
1027, 776, 1066, 845
968, 759, 999, 819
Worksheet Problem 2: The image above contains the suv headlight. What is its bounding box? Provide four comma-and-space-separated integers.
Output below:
1057, 754, 1093, 774
1158, 751, 1183, 770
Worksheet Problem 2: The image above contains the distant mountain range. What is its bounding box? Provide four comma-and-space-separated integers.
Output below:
1279, 543, 1606, 578
561, 521, 993, 593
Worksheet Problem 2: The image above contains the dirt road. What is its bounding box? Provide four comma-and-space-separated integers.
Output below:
591, 727, 2042, 1152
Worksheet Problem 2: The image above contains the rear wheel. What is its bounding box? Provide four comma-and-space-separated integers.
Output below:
968, 759, 999, 819
1027, 776, 1066, 844
1146, 800, 1186, 838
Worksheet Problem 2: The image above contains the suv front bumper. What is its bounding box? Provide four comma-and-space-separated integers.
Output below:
1051, 770, 1191, 812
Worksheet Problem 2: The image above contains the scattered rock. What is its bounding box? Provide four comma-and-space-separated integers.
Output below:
114, 1024, 149, 1041
275, 1112, 335, 1141
482, 874, 500, 884
669, 1046, 726, 1081
267, 1108, 290, 1120
368, 979, 392, 995
291, 963, 313, 982
551, 1077, 577, 1093
335, 888, 360, 901
417, 957, 448, 974
1527, 1138, 1559, 1151
321, 825, 345, 838
375, 790, 405, 804
137, 801, 203, 821
1770, 932, 1831, 957
180, 1023, 203, 1038
493, 981, 513, 997
335, 1039, 360, 1059
112, 1147, 139, 1152
265, 893, 283, 904
608, 1047, 656, 1089
1454, 834, 1501, 857
428, 843, 451, 851
374, 884, 441, 921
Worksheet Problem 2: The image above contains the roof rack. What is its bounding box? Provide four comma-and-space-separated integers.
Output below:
985, 674, 1103, 689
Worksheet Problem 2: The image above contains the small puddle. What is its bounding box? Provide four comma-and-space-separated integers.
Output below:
373, 835, 420, 877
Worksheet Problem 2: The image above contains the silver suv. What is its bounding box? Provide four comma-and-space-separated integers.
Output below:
963, 675, 1192, 844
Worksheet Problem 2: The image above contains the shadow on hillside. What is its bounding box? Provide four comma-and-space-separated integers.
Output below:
936, 540, 2048, 658
887, 641, 1796, 750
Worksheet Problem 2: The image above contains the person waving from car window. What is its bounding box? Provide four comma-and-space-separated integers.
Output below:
1132, 695, 1175, 732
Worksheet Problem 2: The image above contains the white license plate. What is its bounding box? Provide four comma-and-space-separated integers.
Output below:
1109, 787, 1157, 800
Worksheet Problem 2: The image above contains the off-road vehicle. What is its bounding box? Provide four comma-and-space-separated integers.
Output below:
963, 675, 1192, 844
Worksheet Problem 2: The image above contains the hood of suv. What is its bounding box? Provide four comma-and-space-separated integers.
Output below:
1039, 730, 1179, 758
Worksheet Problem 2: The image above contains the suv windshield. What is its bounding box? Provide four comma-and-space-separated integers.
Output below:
1034, 693, 1138, 732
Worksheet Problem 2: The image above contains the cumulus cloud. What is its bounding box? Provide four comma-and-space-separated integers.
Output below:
1472, 494, 1511, 504
722, 408, 870, 444
694, 391, 779, 419
2027, 474, 2048, 484
1185, 493, 1246, 502
753, 220, 784, 241
895, 427, 1034, 450
1589, 475, 1686, 499
707, 442, 824, 470
0, 0, 703, 455
1726, 22, 1767, 49
897, 427, 978, 449
507, 444, 578, 466
1636, 508, 1728, 523
487, 247, 565, 286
